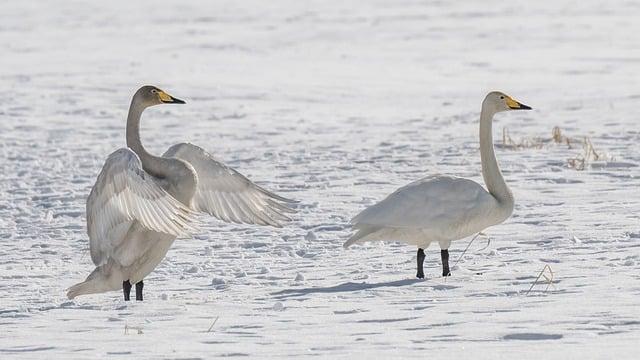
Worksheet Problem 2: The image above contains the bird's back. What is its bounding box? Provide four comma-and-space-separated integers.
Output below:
346, 175, 506, 246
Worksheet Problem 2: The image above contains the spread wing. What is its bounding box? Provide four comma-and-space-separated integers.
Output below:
350, 175, 495, 230
86, 148, 197, 266
163, 143, 296, 227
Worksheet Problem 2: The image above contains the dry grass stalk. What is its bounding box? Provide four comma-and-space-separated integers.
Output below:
124, 324, 144, 335
567, 136, 612, 170
525, 264, 554, 295
444, 232, 490, 282
551, 126, 574, 148
502, 126, 612, 170
207, 316, 220, 333
501, 127, 544, 150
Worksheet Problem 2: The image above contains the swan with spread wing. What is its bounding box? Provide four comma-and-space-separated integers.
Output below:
68, 86, 295, 301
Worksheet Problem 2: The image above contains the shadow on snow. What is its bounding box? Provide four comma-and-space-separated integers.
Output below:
272, 278, 456, 299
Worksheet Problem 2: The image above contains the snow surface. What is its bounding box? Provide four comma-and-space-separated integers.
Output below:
1, 0, 639, 358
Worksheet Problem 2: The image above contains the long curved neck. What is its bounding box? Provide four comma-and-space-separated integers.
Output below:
125, 99, 169, 177
479, 106, 513, 205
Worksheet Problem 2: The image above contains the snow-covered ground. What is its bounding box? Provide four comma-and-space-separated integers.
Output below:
1, 0, 639, 358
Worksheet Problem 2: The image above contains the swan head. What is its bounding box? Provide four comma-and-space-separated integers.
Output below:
483, 91, 531, 114
134, 85, 186, 107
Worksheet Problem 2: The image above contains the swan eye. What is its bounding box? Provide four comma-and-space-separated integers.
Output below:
500, 96, 504, 99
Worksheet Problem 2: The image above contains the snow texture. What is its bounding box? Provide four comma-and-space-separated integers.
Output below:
0, 0, 639, 359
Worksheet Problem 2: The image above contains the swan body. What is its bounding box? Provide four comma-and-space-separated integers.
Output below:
345, 175, 510, 247
344, 91, 531, 278
68, 86, 295, 300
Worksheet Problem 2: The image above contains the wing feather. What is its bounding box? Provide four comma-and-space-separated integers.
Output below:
87, 148, 197, 266
350, 175, 495, 230
163, 143, 296, 227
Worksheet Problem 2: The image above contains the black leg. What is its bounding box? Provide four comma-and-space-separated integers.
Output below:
123, 280, 132, 301
135, 280, 144, 301
416, 248, 426, 279
441, 249, 451, 277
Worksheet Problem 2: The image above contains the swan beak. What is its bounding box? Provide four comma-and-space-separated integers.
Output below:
506, 97, 531, 110
158, 91, 186, 104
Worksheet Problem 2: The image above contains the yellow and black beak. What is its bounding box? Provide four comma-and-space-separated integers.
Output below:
158, 90, 186, 104
506, 96, 531, 110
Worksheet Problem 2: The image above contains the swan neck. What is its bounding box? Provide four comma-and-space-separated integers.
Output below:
125, 99, 167, 177
479, 107, 512, 205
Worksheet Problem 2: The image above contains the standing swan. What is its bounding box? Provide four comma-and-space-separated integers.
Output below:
68, 86, 295, 300
344, 91, 531, 278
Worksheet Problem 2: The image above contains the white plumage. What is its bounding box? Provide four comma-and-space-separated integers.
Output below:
68, 86, 295, 300
344, 91, 531, 278
87, 148, 196, 267
345, 175, 504, 247
163, 143, 294, 227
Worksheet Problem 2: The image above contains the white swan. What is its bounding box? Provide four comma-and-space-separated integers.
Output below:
68, 86, 295, 300
344, 91, 531, 278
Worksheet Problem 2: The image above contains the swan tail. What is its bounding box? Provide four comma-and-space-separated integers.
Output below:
67, 280, 98, 299
67, 265, 120, 299
343, 226, 381, 248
